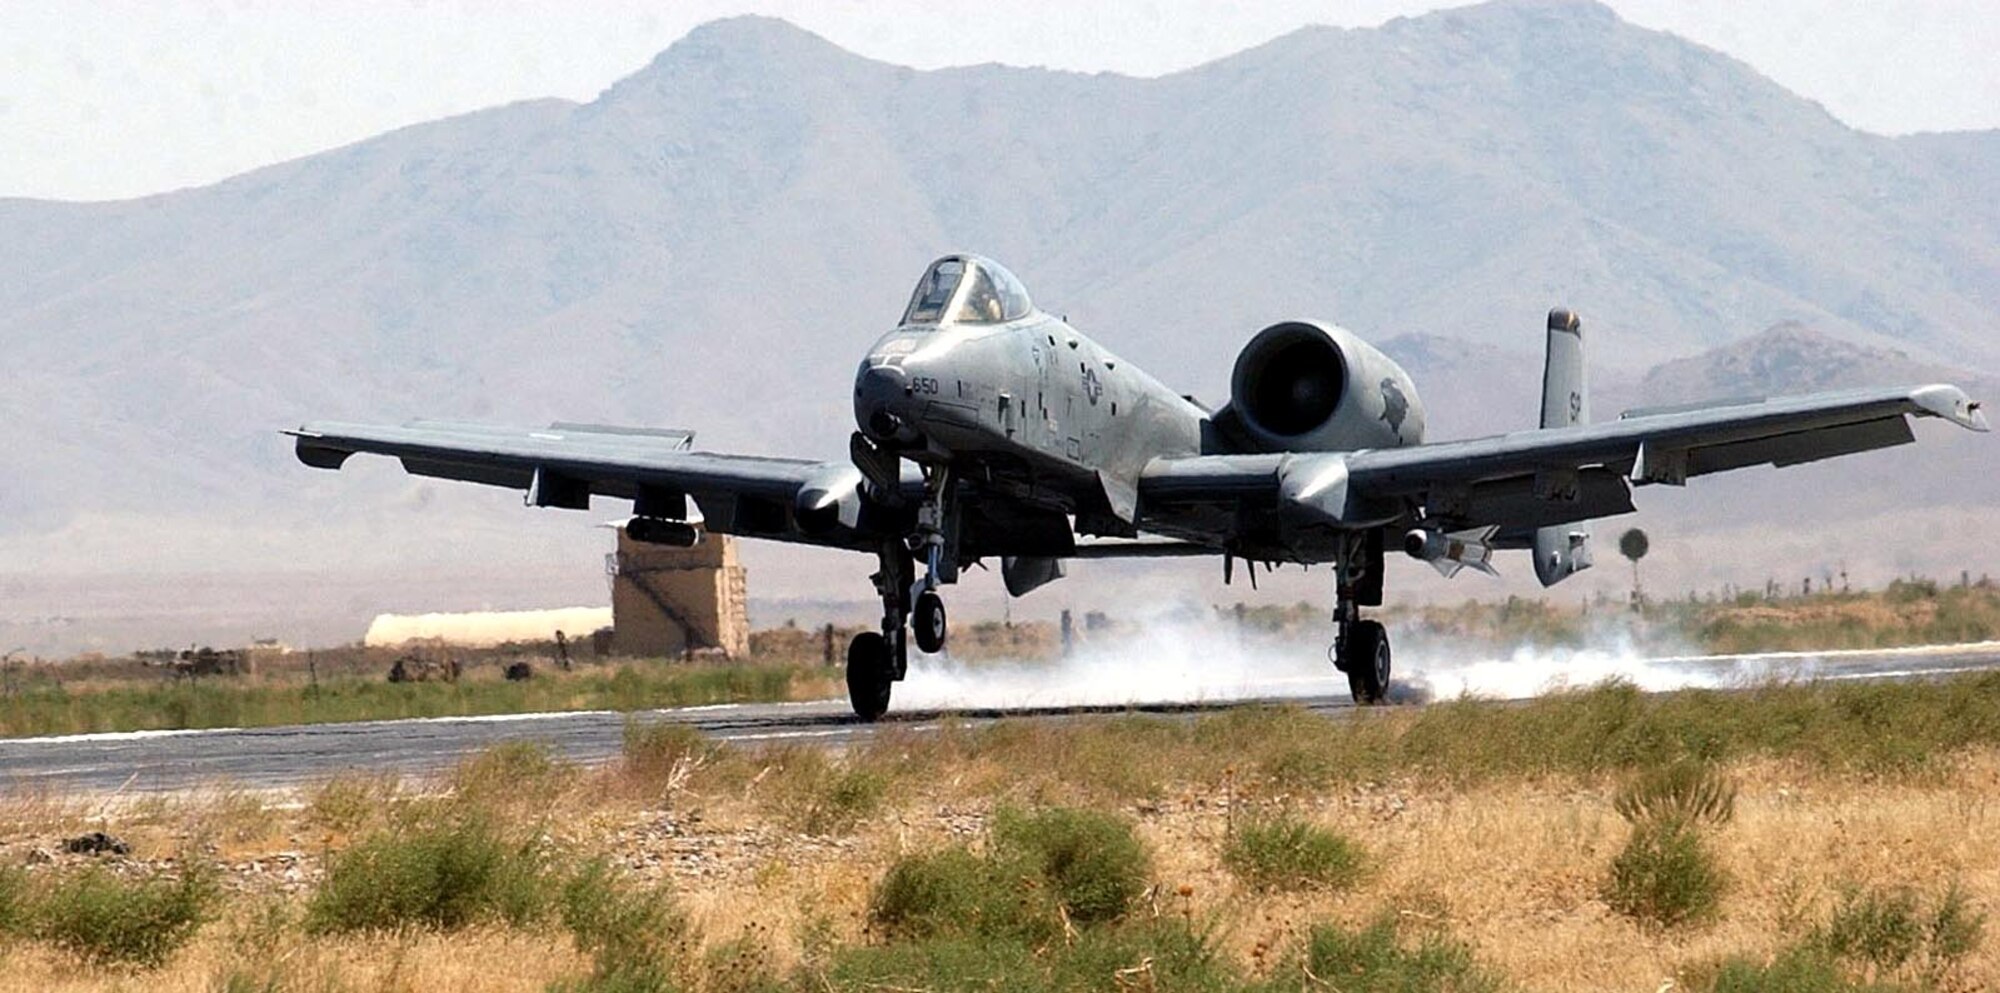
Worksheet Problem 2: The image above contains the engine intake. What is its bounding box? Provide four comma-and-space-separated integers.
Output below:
1236, 324, 1346, 436
1225, 321, 1424, 453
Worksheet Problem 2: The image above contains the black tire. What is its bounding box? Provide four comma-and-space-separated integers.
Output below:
1343, 619, 1391, 705
912, 590, 948, 654
846, 632, 893, 721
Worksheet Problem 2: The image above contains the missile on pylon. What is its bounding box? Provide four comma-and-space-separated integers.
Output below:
1403, 527, 1499, 578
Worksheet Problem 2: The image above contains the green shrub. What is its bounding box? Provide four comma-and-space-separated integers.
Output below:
1924, 882, 1984, 964
1819, 886, 1923, 970
801, 768, 890, 835
991, 806, 1149, 926
33, 863, 218, 967
762, 748, 890, 835
1222, 814, 1366, 892
831, 919, 1231, 993
1811, 881, 1984, 975
1282, 914, 1504, 993
308, 815, 552, 933
826, 936, 1040, 990
559, 859, 688, 973
0, 865, 25, 939
1693, 945, 1879, 993
866, 846, 1056, 944
1050, 918, 1233, 992
546, 965, 679, 993
1603, 819, 1727, 929
450, 741, 572, 813
1613, 761, 1737, 828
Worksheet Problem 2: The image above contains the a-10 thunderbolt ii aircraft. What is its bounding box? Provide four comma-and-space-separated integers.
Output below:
291, 254, 1988, 719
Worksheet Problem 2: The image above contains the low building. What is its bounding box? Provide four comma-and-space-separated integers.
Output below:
608, 525, 749, 658
363, 607, 613, 649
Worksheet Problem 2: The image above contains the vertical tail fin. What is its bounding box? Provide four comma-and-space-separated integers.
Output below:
1534, 308, 1593, 587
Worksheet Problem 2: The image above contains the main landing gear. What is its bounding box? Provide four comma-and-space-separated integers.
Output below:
1328, 531, 1392, 705
847, 542, 911, 721
845, 465, 956, 721
1339, 618, 1391, 705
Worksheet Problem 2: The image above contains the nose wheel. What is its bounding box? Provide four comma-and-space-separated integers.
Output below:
912, 590, 948, 655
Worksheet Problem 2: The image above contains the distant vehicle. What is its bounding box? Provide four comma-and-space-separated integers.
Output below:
290, 255, 1988, 718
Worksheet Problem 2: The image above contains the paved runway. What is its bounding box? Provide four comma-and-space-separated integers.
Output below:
2, 641, 1995, 795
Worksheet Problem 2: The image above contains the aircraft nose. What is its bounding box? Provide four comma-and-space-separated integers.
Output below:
854, 363, 919, 444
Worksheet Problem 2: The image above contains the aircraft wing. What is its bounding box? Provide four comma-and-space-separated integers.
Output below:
1138, 384, 1987, 557
288, 419, 874, 549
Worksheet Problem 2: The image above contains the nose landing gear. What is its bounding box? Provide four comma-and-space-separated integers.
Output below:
905, 463, 957, 658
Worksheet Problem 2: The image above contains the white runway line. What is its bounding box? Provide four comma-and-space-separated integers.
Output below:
1645, 640, 2000, 665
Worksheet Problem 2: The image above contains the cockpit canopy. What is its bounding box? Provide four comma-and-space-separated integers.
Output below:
899, 255, 1034, 327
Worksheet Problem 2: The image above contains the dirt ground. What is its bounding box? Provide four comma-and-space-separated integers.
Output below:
1, 744, 1994, 991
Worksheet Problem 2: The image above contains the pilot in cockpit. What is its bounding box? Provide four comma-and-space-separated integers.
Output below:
962, 276, 1003, 323
901, 255, 1033, 327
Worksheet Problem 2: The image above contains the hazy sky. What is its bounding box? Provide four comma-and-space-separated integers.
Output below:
5, 0, 1997, 201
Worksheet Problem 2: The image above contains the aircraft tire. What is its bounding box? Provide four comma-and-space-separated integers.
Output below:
847, 632, 893, 721
913, 590, 948, 654
1344, 620, 1391, 705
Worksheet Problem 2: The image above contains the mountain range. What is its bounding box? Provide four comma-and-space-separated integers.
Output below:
1, 0, 1992, 652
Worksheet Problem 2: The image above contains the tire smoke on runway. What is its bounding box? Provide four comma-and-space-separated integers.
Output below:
888, 600, 1749, 711
1394, 633, 1722, 701
893, 602, 1334, 710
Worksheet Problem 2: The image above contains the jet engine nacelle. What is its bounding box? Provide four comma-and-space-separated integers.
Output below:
794, 465, 869, 538
1226, 321, 1425, 452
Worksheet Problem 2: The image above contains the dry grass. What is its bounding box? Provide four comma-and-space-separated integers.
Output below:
3, 689, 1999, 990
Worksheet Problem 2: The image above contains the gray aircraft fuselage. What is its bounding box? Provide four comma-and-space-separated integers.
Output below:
854, 310, 1204, 532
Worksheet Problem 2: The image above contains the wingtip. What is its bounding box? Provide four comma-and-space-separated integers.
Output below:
290, 428, 354, 470
1910, 384, 1990, 432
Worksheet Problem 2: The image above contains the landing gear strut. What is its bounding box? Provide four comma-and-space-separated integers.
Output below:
908, 464, 956, 656
847, 542, 913, 721
842, 458, 958, 721
1330, 530, 1391, 705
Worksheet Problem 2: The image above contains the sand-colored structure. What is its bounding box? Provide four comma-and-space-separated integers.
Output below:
363, 607, 613, 648
608, 525, 749, 659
